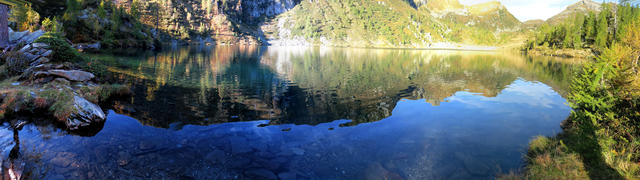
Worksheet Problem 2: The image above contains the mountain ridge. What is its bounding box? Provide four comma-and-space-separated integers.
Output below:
547, 0, 602, 24
31, 0, 528, 48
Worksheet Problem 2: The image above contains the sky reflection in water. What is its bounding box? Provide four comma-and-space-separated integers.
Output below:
0, 46, 575, 179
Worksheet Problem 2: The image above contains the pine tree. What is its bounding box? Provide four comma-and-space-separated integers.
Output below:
595, 5, 610, 49
584, 12, 597, 44
63, 0, 81, 22
97, 0, 107, 19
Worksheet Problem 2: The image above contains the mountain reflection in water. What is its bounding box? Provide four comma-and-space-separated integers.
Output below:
0, 46, 578, 179
97, 46, 576, 128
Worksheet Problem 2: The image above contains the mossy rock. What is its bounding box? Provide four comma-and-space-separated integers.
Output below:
34, 32, 85, 63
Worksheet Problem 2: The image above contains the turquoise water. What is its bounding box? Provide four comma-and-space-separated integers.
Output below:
1, 46, 577, 179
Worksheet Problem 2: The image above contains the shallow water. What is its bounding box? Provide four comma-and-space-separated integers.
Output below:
1, 46, 578, 179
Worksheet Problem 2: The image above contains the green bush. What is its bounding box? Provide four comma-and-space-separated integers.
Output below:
34, 32, 85, 62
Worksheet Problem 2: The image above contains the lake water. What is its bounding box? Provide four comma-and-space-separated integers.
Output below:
1, 46, 577, 179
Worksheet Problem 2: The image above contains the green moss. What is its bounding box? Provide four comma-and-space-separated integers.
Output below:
34, 32, 86, 63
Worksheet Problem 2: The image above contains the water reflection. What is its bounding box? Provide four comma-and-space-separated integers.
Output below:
0, 46, 578, 179
96, 46, 576, 128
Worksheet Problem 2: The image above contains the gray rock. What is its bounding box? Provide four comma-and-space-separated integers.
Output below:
30, 57, 50, 67
28, 47, 39, 55
18, 44, 31, 53
41, 50, 53, 57
19, 30, 45, 44
75, 42, 101, 51
64, 96, 106, 130
31, 43, 48, 48
10, 119, 28, 130
9, 30, 28, 43
23, 52, 39, 62
244, 169, 277, 180
47, 70, 95, 82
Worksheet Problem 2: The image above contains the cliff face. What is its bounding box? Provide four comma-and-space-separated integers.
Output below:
117, 0, 299, 44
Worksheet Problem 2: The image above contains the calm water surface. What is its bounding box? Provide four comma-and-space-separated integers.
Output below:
1, 46, 578, 179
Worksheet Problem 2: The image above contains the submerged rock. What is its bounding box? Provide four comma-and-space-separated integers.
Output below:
244, 169, 277, 180
65, 96, 106, 130
47, 70, 95, 82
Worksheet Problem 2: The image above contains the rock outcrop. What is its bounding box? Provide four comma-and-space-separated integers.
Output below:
46, 70, 95, 82
64, 96, 106, 130
1, 29, 118, 131
8, 29, 45, 45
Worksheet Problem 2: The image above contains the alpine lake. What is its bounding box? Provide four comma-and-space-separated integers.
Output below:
1, 45, 581, 179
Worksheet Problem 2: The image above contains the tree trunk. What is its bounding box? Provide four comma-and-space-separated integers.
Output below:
0, 4, 8, 48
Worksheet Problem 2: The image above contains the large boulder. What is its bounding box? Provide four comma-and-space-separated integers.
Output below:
18, 30, 45, 45
47, 70, 95, 82
65, 96, 106, 130
9, 30, 28, 43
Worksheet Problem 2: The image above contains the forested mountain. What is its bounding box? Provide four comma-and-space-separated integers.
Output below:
263, 0, 522, 47
23, 0, 526, 48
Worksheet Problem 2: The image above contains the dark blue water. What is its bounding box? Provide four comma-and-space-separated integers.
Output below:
1, 46, 576, 179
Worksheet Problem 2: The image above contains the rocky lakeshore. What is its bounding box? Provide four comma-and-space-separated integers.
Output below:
0, 29, 130, 131
0, 28, 133, 179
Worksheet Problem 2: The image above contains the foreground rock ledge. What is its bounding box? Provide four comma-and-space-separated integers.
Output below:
65, 96, 106, 130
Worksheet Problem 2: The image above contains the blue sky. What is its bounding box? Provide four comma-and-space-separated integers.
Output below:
459, 0, 601, 21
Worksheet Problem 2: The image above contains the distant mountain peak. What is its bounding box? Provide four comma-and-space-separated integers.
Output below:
547, 0, 601, 24
426, 0, 465, 12
468, 1, 506, 15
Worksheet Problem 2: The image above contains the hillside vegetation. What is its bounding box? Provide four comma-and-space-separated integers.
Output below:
505, 1, 640, 179
522, 0, 632, 58
266, 0, 523, 47
21, 0, 525, 48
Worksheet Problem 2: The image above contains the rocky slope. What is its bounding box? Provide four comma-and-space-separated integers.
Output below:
129, 0, 301, 44
261, 0, 522, 47
34, 0, 525, 47
547, 0, 602, 24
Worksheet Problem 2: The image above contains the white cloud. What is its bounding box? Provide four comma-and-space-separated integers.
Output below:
459, 0, 601, 21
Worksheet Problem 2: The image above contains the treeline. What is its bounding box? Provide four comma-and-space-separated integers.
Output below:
524, 1, 640, 51
11, 0, 157, 49
62, 0, 156, 48
516, 1, 640, 179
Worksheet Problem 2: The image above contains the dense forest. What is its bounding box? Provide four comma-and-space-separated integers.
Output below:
523, 1, 640, 55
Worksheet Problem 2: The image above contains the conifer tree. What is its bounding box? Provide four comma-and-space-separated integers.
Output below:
595, 7, 610, 49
